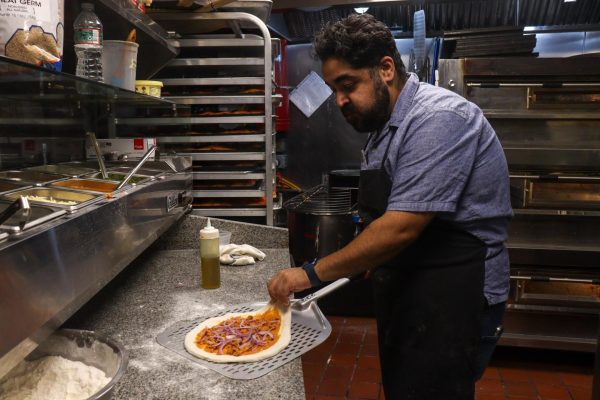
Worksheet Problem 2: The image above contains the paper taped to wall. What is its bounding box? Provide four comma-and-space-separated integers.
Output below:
289, 71, 333, 118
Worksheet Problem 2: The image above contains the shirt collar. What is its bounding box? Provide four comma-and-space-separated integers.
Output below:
388, 72, 420, 128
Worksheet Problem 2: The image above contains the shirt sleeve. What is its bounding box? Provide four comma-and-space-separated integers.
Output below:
386, 110, 481, 213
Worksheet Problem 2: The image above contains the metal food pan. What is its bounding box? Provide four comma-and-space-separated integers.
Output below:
0, 170, 66, 185
85, 172, 151, 186
0, 180, 31, 194
0, 200, 66, 234
2, 188, 104, 212
51, 178, 119, 194
26, 164, 98, 177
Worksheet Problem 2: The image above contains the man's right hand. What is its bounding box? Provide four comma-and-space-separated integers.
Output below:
267, 268, 311, 305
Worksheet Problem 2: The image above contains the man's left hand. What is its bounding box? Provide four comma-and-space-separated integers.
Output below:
267, 268, 311, 305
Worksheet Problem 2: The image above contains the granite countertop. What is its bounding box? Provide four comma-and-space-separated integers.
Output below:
64, 216, 304, 400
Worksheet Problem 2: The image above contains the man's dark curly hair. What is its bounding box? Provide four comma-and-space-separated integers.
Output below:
314, 13, 406, 80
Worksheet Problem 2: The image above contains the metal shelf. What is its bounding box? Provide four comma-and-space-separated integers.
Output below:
191, 208, 267, 217
157, 135, 266, 143
115, 116, 265, 125
193, 172, 266, 180
145, 11, 276, 225
161, 77, 265, 86
165, 94, 282, 105
169, 38, 265, 48
168, 58, 265, 67
0, 118, 82, 126
192, 190, 265, 197
179, 152, 266, 161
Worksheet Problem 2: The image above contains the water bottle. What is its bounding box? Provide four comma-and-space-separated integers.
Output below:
73, 3, 103, 82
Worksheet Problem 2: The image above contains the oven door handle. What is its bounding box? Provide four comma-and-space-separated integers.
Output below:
510, 275, 600, 285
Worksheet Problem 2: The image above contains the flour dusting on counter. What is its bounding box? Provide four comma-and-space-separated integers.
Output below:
0, 356, 109, 400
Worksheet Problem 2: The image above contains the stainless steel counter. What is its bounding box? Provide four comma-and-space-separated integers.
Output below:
62, 217, 304, 399
0, 161, 192, 379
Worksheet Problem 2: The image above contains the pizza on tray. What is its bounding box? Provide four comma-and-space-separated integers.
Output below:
184, 302, 291, 363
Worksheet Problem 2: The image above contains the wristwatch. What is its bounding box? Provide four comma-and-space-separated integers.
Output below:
302, 260, 323, 287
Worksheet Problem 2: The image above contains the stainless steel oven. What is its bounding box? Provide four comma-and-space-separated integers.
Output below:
439, 57, 600, 352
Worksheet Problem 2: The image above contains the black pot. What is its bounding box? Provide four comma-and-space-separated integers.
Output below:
286, 210, 356, 267
285, 185, 374, 317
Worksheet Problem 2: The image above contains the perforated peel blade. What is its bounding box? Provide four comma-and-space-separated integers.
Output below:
156, 301, 331, 380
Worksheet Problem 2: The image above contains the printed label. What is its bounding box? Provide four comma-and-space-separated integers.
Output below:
0, 0, 52, 23
74, 28, 101, 45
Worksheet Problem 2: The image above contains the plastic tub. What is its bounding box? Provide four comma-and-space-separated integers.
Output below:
135, 80, 163, 97
102, 40, 139, 91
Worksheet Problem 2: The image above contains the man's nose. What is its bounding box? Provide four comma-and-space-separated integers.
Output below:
336, 92, 349, 108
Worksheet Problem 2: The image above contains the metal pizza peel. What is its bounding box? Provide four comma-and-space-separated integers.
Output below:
156, 278, 350, 379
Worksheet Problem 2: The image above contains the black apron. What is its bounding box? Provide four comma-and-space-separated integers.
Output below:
358, 133, 487, 400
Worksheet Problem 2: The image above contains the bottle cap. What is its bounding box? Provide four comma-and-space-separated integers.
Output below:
81, 3, 94, 10
200, 218, 219, 239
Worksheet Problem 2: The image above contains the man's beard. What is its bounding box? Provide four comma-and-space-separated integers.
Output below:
341, 76, 390, 133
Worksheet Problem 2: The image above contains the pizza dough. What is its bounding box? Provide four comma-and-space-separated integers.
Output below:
184, 302, 291, 363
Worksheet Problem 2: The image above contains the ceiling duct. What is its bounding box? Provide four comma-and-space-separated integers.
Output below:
271, 0, 600, 42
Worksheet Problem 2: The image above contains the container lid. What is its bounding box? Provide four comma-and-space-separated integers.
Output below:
200, 218, 219, 239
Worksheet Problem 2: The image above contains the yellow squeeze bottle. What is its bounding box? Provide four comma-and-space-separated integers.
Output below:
200, 218, 220, 289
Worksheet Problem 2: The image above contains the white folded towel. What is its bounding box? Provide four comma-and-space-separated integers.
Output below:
219, 244, 266, 266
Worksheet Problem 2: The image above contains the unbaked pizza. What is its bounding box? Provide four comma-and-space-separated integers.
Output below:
184, 302, 291, 363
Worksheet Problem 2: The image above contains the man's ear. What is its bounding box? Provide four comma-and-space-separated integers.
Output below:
379, 56, 395, 84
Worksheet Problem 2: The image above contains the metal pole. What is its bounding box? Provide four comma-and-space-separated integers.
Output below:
593, 315, 600, 400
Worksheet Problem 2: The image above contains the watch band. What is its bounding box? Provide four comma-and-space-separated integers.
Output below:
302, 260, 323, 287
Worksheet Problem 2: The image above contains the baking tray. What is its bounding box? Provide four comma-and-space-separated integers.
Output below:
0, 170, 66, 185
26, 164, 98, 177
2, 187, 104, 212
0, 200, 66, 234
157, 302, 330, 380
156, 279, 349, 380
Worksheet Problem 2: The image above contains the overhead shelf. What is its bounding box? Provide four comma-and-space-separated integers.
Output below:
62, 0, 178, 79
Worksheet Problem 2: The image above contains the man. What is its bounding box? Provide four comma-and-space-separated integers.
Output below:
268, 14, 512, 400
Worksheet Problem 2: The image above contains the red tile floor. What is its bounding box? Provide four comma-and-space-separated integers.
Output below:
301, 316, 594, 400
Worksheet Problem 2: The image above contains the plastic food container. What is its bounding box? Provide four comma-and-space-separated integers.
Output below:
103, 40, 139, 91
219, 230, 232, 246
135, 80, 163, 97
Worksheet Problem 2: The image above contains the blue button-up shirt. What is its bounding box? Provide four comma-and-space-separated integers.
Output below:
361, 73, 513, 305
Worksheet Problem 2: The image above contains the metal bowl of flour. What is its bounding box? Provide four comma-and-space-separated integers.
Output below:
26, 329, 128, 400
